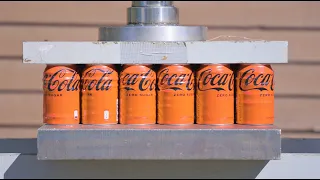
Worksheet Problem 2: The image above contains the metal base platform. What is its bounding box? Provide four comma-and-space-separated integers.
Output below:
37, 124, 281, 160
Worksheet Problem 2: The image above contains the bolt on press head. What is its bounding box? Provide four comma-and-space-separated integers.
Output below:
99, 1, 207, 41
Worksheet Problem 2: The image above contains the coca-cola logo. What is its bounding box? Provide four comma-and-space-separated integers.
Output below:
239, 68, 274, 91
158, 68, 194, 91
43, 68, 80, 92
82, 68, 114, 91
197, 69, 234, 91
121, 69, 155, 91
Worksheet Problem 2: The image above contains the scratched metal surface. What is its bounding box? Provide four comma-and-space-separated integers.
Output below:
37, 124, 281, 160
119, 41, 187, 64
22, 41, 288, 64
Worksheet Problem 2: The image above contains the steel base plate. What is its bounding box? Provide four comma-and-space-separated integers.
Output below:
37, 124, 281, 160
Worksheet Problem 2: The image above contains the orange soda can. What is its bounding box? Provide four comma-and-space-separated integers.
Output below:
81, 65, 119, 124
43, 65, 80, 124
157, 64, 195, 125
196, 64, 234, 125
119, 65, 156, 124
236, 64, 275, 125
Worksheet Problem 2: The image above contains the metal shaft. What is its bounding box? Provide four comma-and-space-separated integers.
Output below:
128, 1, 178, 25
99, 1, 207, 41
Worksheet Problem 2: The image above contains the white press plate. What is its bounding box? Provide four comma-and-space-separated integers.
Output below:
23, 41, 288, 64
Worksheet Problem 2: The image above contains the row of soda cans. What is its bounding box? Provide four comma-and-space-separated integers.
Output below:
43, 64, 274, 125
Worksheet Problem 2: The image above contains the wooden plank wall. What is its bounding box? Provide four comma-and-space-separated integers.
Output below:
0, 1, 319, 138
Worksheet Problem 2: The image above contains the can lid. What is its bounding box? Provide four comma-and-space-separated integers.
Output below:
159, 64, 192, 69
198, 64, 231, 71
46, 64, 77, 69
85, 64, 116, 68
122, 64, 153, 68
238, 64, 273, 71
161, 63, 190, 66
239, 63, 271, 67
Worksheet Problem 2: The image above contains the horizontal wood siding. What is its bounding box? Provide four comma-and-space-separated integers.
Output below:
0, 1, 319, 138
1, 2, 319, 27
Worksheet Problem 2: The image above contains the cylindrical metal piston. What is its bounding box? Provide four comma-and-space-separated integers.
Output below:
99, 1, 207, 42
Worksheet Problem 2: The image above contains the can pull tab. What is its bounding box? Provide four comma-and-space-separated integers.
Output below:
128, 1, 179, 25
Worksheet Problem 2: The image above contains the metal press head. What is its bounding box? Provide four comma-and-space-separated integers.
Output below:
128, 1, 179, 25
99, 1, 207, 41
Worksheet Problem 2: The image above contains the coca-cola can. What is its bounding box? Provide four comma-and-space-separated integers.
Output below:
236, 64, 275, 125
157, 64, 195, 125
81, 64, 119, 125
196, 64, 234, 125
119, 64, 156, 124
43, 65, 80, 124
